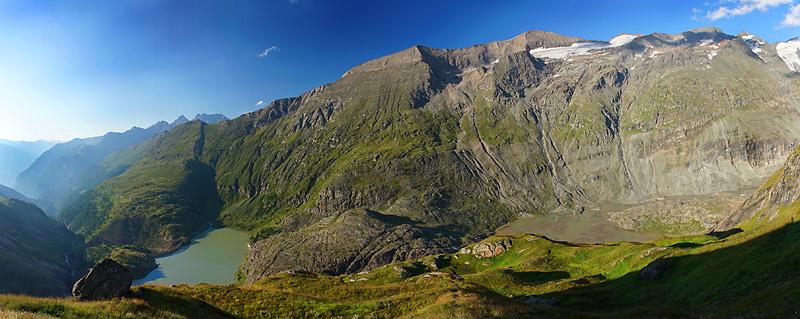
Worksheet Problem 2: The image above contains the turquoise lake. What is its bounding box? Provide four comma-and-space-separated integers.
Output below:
134, 228, 250, 286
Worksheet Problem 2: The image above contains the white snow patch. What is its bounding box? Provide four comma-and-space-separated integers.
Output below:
777, 38, 800, 72
609, 34, 638, 47
530, 34, 639, 60
491, 58, 500, 65
740, 34, 766, 56
708, 51, 718, 60
530, 42, 607, 59
699, 39, 714, 47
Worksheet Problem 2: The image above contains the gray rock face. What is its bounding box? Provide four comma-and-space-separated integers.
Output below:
241, 209, 460, 284
640, 259, 669, 280
72, 259, 132, 301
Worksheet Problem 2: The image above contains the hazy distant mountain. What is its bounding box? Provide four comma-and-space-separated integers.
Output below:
0, 184, 30, 202
14, 113, 229, 217
170, 115, 190, 128
169, 113, 228, 128
193, 113, 229, 124
0, 139, 57, 186
15, 122, 173, 216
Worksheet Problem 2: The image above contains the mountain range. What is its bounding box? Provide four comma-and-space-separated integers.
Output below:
4, 27, 800, 317
14, 114, 228, 216
0, 139, 57, 187
52, 27, 800, 282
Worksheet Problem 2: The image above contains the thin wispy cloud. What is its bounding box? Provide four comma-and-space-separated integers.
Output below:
289, 0, 299, 4
783, 4, 800, 26
258, 45, 279, 58
705, 0, 792, 20
691, 8, 704, 21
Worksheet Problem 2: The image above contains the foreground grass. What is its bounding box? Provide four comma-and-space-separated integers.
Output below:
5, 200, 800, 318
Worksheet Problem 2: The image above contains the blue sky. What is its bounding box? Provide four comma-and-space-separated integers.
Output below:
1, 0, 798, 141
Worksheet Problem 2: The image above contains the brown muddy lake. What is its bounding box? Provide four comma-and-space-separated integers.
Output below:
496, 210, 660, 243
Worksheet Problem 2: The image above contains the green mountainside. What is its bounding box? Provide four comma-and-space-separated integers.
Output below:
57, 29, 800, 283
6, 144, 800, 317
0, 197, 86, 296
16, 114, 229, 217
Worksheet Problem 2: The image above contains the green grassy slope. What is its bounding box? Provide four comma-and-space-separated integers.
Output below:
5, 214, 800, 318
8, 170, 800, 318
60, 122, 221, 255
0, 197, 86, 296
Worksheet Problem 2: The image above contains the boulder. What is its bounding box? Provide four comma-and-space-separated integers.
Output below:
640, 259, 669, 280
463, 239, 512, 259
72, 259, 132, 301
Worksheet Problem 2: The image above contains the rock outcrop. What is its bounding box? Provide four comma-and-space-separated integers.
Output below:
72, 259, 132, 301
459, 239, 512, 258
241, 209, 460, 283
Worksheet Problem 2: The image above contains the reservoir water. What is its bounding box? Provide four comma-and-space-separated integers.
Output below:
134, 227, 250, 286
496, 212, 659, 244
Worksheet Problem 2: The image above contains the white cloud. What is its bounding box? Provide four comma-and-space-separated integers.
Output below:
706, 0, 793, 20
258, 45, 279, 58
783, 4, 800, 25
256, 100, 264, 106
691, 8, 704, 21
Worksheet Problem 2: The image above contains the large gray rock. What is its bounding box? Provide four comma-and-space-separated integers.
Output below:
72, 259, 132, 301
459, 239, 513, 258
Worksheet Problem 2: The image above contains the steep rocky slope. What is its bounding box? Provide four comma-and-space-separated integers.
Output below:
0, 196, 85, 296
61, 28, 800, 282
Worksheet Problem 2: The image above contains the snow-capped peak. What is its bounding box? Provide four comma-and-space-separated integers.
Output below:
738, 33, 766, 55
776, 38, 800, 72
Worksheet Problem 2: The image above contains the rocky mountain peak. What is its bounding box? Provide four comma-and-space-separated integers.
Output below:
777, 38, 800, 72
192, 113, 229, 124
341, 30, 581, 78
170, 115, 190, 128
